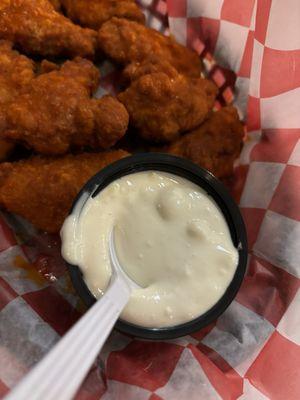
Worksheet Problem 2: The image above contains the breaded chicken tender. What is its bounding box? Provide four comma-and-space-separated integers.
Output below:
166, 106, 244, 179
98, 18, 202, 78
0, 140, 14, 161
122, 58, 179, 83
1, 58, 129, 155
118, 67, 217, 143
60, 0, 145, 29
0, 150, 129, 232
0, 0, 97, 58
0, 40, 36, 159
0, 40, 34, 112
49, 0, 60, 10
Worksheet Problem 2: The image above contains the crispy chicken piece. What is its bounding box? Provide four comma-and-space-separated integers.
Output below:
60, 0, 145, 30
122, 58, 179, 83
0, 140, 14, 161
166, 106, 244, 179
0, 150, 129, 233
49, 0, 60, 10
0, 40, 36, 160
98, 18, 202, 78
118, 68, 217, 143
0, 0, 97, 58
38, 59, 60, 74
0, 40, 35, 128
1, 57, 129, 155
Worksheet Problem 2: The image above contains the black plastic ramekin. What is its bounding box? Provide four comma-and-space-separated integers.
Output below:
66, 153, 248, 339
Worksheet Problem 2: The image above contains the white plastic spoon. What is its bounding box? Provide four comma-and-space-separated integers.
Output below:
5, 229, 138, 400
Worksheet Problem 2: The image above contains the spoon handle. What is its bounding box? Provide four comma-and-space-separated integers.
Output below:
5, 277, 130, 400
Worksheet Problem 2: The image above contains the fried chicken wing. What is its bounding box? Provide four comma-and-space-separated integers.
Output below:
0, 150, 129, 233
118, 67, 217, 143
60, 0, 145, 30
1, 57, 129, 155
0, 0, 97, 58
98, 18, 202, 78
0, 40, 36, 159
166, 106, 244, 179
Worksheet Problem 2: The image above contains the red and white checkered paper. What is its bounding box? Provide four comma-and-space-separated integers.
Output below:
1, 1, 300, 399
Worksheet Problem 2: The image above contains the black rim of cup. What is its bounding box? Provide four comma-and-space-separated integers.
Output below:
66, 153, 248, 339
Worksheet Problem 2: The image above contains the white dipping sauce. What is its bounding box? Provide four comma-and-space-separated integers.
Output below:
61, 171, 239, 328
